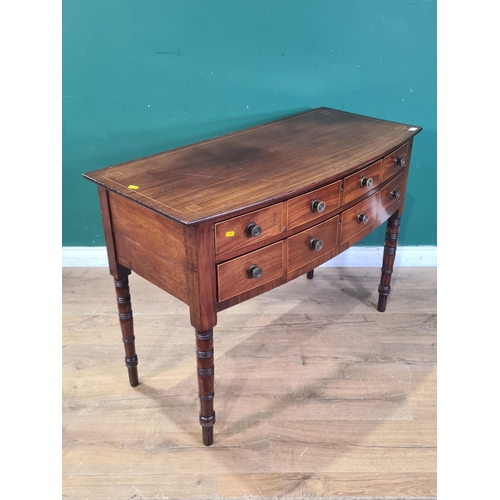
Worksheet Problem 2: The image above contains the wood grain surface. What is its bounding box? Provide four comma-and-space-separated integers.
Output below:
62, 266, 436, 499
382, 142, 410, 181
342, 160, 382, 205
83, 108, 421, 225
340, 193, 380, 246
286, 180, 341, 230
217, 241, 285, 302
215, 203, 285, 257
287, 216, 339, 272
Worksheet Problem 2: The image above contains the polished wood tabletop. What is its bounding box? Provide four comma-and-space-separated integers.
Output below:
84, 108, 420, 225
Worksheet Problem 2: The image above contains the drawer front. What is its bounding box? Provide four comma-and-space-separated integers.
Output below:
343, 160, 382, 205
287, 216, 339, 272
340, 193, 379, 246
287, 180, 341, 230
382, 142, 409, 180
215, 203, 284, 256
217, 241, 284, 302
378, 173, 404, 220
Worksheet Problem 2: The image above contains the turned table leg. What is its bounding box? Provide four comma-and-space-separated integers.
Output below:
377, 211, 401, 312
195, 328, 216, 446
307, 269, 315, 279
114, 270, 139, 387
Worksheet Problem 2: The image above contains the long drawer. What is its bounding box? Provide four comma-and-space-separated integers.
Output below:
215, 204, 284, 256
217, 241, 285, 302
378, 173, 404, 220
287, 180, 342, 230
287, 216, 339, 272
382, 142, 409, 180
340, 192, 379, 246
343, 160, 382, 205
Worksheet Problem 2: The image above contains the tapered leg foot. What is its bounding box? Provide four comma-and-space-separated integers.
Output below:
202, 421, 214, 446
114, 271, 139, 387
196, 328, 216, 446
377, 211, 401, 312
306, 269, 315, 280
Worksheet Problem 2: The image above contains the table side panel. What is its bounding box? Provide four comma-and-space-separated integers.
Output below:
113, 233, 189, 304
107, 191, 191, 304
108, 191, 187, 265
97, 186, 119, 278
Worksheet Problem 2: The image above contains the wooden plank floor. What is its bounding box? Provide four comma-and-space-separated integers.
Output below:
62, 267, 437, 500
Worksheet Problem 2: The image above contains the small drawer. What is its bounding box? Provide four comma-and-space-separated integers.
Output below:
343, 160, 382, 205
215, 204, 284, 256
382, 142, 409, 180
287, 180, 341, 230
379, 173, 404, 220
217, 241, 284, 302
340, 193, 379, 246
287, 216, 339, 272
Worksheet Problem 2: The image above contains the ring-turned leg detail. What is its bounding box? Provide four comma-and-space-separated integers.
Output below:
114, 274, 139, 387
377, 211, 401, 313
195, 328, 216, 446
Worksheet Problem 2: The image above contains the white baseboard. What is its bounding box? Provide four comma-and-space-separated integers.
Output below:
322, 245, 436, 267
62, 247, 111, 267
62, 246, 436, 268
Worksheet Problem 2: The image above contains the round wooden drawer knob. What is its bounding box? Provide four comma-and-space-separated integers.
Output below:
357, 213, 369, 225
390, 190, 401, 200
247, 264, 263, 279
309, 238, 324, 251
394, 156, 406, 167
246, 222, 262, 238
311, 199, 326, 213
360, 177, 373, 188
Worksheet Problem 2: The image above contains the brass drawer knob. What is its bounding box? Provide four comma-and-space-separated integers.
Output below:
360, 177, 373, 188
247, 264, 263, 279
394, 156, 406, 167
390, 189, 401, 200
357, 213, 369, 225
246, 222, 262, 238
309, 238, 324, 251
311, 199, 326, 213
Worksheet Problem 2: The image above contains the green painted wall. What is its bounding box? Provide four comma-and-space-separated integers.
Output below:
63, 0, 436, 247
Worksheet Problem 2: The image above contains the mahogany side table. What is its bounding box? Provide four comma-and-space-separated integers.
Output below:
83, 107, 421, 445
